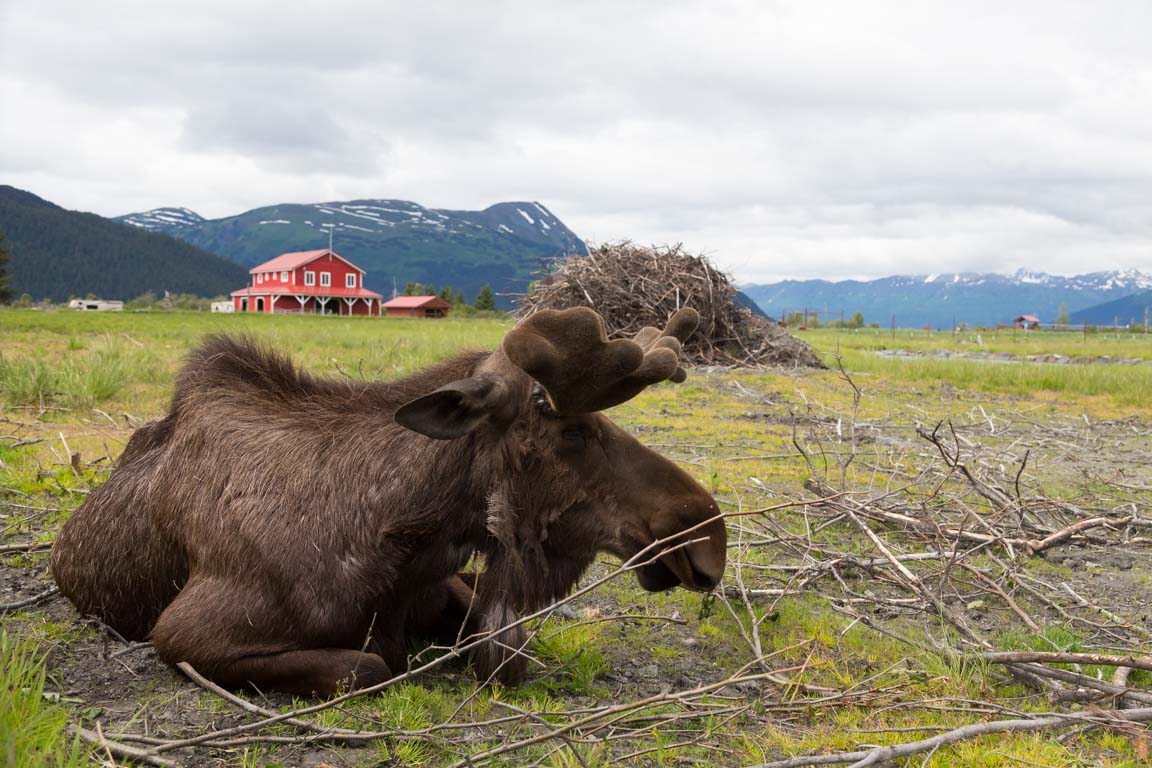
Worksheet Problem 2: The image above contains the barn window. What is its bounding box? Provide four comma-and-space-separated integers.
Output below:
346, 274, 356, 288
320, 272, 331, 287
257, 273, 263, 284
305, 271, 315, 286
281, 271, 288, 281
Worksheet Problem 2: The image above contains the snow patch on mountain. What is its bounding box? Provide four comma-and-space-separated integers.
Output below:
116, 207, 205, 231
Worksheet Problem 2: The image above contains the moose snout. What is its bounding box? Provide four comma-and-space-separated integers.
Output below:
601, 418, 728, 593
683, 523, 726, 589
636, 507, 727, 593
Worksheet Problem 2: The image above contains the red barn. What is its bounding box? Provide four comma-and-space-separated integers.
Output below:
381, 296, 452, 318
230, 249, 383, 316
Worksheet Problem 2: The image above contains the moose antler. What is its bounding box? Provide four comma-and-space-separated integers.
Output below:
503, 307, 699, 414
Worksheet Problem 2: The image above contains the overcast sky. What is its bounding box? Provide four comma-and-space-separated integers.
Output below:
2, 0, 1151, 283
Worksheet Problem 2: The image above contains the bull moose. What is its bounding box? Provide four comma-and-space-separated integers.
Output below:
51, 307, 727, 696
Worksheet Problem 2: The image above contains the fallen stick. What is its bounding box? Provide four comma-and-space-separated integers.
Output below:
69, 725, 179, 767
1010, 663, 1152, 706
748, 707, 1152, 768
980, 652, 1152, 673
175, 662, 388, 742
1028, 517, 1113, 553
958, 564, 1040, 631
0, 541, 53, 554
1061, 582, 1152, 640
0, 586, 59, 612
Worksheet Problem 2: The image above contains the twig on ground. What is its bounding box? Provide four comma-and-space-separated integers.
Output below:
747, 707, 1152, 768
0, 585, 58, 612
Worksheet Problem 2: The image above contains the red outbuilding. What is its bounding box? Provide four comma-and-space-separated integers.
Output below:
230, 249, 383, 316
381, 296, 453, 318
381, 295, 452, 319
1013, 314, 1041, 330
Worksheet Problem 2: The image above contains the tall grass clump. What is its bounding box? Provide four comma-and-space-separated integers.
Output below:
0, 355, 59, 406
60, 337, 132, 407
0, 631, 89, 767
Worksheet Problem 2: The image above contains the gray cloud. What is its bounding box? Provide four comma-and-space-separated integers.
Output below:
2, 0, 1151, 281
180, 100, 391, 176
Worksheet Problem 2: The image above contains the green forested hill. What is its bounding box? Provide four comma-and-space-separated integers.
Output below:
0, 186, 247, 302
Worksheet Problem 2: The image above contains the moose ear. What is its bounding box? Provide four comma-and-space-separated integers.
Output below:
395, 378, 499, 440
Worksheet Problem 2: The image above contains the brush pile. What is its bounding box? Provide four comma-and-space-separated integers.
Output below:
516, 242, 824, 368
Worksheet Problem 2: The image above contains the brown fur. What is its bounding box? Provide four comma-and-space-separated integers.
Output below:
51, 332, 726, 696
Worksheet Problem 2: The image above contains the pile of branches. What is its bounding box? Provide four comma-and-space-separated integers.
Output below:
517, 241, 824, 368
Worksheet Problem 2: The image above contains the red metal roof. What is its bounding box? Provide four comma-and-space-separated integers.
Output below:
382, 296, 452, 309
250, 249, 364, 274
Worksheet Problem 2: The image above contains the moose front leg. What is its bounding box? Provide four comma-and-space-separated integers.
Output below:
192, 647, 392, 697
150, 577, 391, 697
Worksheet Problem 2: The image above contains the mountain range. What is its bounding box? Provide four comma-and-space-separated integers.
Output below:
0, 186, 247, 302
116, 199, 586, 307
1069, 289, 1152, 326
741, 269, 1152, 328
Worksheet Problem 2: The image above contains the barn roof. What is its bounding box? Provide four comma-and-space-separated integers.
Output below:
1014, 314, 1041, 323
250, 249, 363, 274
382, 296, 452, 309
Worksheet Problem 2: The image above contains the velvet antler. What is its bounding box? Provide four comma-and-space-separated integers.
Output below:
503, 307, 699, 414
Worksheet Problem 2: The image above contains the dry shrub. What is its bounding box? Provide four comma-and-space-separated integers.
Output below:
516, 242, 824, 368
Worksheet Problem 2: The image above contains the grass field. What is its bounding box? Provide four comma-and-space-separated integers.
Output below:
795, 327, 1152, 409
2, 309, 1150, 767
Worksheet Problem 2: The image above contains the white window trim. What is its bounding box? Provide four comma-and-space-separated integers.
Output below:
257, 273, 263, 284
304, 271, 315, 286
281, 271, 288, 281
346, 273, 356, 288
320, 272, 331, 287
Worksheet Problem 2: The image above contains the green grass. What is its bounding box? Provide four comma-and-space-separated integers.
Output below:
0, 632, 90, 767
846, 353, 1151, 406
799, 326, 1152, 359
2, 307, 1150, 766
529, 620, 611, 696
0, 309, 512, 415
795, 328, 1152, 408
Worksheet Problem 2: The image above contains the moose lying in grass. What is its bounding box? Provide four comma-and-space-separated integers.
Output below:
52, 307, 727, 696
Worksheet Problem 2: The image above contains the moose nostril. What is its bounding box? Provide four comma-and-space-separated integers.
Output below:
689, 561, 719, 591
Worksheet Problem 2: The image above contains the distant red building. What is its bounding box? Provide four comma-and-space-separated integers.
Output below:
1013, 314, 1041, 330
230, 249, 383, 316
381, 296, 453, 318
